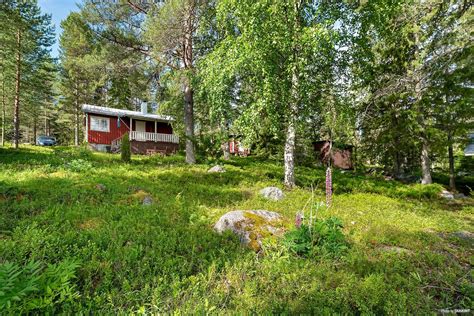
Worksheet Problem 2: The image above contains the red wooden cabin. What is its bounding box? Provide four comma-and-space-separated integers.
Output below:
82, 104, 179, 155
313, 141, 353, 170
228, 137, 250, 157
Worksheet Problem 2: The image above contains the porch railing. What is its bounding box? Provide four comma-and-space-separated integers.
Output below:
129, 131, 179, 144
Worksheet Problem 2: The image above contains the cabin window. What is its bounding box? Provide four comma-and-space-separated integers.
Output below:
90, 116, 110, 132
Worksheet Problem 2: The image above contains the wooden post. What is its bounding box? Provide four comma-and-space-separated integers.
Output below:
85, 113, 88, 143
155, 121, 157, 133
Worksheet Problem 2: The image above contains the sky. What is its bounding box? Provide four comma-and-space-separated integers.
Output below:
38, 0, 79, 58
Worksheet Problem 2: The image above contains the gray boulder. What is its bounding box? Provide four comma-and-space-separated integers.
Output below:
260, 186, 284, 201
142, 195, 153, 206
380, 245, 413, 254
440, 190, 454, 199
95, 184, 106, 192
214, 210, 284, 251
208, 165, 225, 173
451, 231, 474, 241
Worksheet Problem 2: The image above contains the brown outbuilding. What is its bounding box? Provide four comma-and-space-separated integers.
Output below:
313, 141, 353, 170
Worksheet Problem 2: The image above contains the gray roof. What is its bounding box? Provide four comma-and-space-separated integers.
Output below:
465, 143, 474, 156
81, 104, 174, 122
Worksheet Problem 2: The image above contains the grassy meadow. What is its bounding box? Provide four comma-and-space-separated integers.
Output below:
1, 146, 473, 313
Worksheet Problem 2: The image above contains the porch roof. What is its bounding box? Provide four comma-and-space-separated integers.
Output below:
82, 104, 174, 122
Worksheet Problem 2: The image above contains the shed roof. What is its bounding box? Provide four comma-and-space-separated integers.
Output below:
81, 104, 174, 122
465, 143, 474, 156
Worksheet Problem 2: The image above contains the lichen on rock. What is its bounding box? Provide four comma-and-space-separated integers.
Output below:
214, 210, 284, 251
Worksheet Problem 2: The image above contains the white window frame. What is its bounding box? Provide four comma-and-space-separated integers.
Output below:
90, 115, 110, 132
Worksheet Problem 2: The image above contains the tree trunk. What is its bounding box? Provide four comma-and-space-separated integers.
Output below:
420, 135, 432, 184
33, 116, 37, 144
284, 2, 301, 189
184, 84, 195, 164
183, 10, 196, 164
13, 28, 21, 149
413, 31, 432, 185
222, 124, 230, 160
223, 141, 230, 160
448, 132, 455, 191
44, 106, 48, 136
284, 67, 298, 189
75, 98, 79, 146
1, 69, 5, 147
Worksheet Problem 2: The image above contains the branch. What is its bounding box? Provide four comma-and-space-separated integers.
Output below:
127, 0, 149, 14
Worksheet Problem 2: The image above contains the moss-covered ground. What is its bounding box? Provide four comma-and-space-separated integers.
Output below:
1, 146, 472, 313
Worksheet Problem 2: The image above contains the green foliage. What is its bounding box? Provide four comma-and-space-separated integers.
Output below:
0, 260, 80, 312
121, 133, 131, 162
0, 140, 472, 313
65, 158, 93, 172
284, 217, 349, 258
0, 0, 56, 146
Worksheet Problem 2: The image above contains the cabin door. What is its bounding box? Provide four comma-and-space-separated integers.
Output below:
135, 121, 146, 132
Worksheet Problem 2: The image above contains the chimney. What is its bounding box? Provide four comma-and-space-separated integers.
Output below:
141, 102, 147, 114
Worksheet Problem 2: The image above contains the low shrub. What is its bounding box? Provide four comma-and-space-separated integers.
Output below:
65, 159, 92, 172
284, 217, 349, 258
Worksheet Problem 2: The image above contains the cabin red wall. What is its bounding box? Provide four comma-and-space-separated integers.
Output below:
146, 121, 155, 133
156, 122, 172, 134
87, 114, 173, 145
87, 114, 130, 145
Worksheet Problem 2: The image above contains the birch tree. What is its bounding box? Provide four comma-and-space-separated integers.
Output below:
199, 0, 340, 187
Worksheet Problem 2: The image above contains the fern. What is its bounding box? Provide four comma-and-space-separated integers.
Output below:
0, 260, 80, 312
0, 261, 42, 310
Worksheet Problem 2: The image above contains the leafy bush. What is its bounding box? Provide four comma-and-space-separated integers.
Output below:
121, 133, 131, 163
0, 260, 80, 312
284, 217, 349, 258
65, 159, 92, 172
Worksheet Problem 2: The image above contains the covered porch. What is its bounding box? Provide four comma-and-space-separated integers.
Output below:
113, 118, 180, 154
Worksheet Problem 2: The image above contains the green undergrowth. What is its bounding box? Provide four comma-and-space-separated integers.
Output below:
0, 146, 473, 313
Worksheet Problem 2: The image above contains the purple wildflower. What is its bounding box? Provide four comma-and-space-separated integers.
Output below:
295, 212, 303, 228
326, 167, 332, 207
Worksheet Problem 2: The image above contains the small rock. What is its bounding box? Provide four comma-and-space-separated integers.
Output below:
440, 190, 454, 199
95, 184, 106, 192
208, 165, 225, 173
454, 193, 467, 199
351, 221, 356, 225
260, 186, 284, 201
451, 231, 474, 241
214, 210, 284, 251
381, 246, 412, 254
142, 195, 153, 206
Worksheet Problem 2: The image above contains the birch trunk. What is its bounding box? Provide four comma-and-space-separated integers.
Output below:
13, 28, 21, 149
223, 141, 230, 160
284, 67, 298, 189
284, 1, 301, 189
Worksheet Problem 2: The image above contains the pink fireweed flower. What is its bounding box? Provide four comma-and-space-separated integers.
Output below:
295, 212, 303, 228
326, 167, 332, 207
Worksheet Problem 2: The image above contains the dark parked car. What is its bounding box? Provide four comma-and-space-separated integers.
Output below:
36, 135, 57, 146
